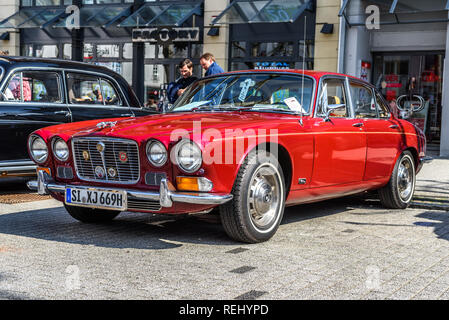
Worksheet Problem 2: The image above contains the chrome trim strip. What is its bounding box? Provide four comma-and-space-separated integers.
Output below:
0, 160, 35, 167
27, 174, 233, 209
0, 165, 36, 172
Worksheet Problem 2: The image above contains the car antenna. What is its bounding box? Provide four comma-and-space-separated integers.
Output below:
299, 16, 307, 127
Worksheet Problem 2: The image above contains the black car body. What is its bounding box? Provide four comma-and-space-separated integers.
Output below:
0, 56, 156, 178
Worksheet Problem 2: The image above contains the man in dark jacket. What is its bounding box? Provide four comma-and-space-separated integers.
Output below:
200, 53, 224, 77
167, 59, 198, 104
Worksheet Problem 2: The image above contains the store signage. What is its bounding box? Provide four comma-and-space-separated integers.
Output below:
132, 27, 200, 44
254, 62, 290, 70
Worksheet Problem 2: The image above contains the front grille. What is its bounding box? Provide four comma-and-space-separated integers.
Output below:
127, 199, 162, 212
72, 138, 140, 184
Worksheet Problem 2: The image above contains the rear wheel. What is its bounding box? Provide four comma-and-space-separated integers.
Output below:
379, 151, 416, 209
220, 151, 286, 243
64, 205, 121, 223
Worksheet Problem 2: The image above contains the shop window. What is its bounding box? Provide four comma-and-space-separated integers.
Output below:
191, 44, 203, 59
299, 40, 314, 59
231, 62, 255, 71
350, 83, 377, 119
158, 44, 188, 59
63, 44, 72, 60
145, 43, 157, 59
97, 44, 120, 58
83, 43, 94, 62
123, 43, 133, 60
35, 45, 58, 58
251, 42, 294, 57
35, 0, 61, 5
231, 42, 247, 59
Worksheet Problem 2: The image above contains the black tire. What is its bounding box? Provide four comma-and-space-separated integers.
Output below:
64, 204, 121, 223
219, 150, 286, 243
378, 151, 416, 209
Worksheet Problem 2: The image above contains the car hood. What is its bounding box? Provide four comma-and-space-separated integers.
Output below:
40, 112, 299, 144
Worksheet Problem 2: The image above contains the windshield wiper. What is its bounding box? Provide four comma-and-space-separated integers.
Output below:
191, 105, 253, 112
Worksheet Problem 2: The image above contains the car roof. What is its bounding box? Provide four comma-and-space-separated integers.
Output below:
219, 69, 371, 85
0, 55, 116, 76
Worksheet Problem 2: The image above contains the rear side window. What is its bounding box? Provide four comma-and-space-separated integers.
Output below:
2, 71, 62, 103
66, 72, 122, 106
350, 82, 377, 119
375, 91, 391, 118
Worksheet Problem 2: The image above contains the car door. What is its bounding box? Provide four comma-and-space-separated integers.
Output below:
65, 71, 134, 122
353, 83, 403, 181
0, 69, 71, 162
311, 77, 367, 188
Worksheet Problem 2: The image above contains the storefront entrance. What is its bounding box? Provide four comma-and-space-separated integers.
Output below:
373, 52, 444, 144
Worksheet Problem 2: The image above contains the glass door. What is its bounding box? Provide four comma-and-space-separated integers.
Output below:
373, 52, 444, 143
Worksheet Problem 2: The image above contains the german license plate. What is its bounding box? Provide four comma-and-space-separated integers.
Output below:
65, 187, 127, 211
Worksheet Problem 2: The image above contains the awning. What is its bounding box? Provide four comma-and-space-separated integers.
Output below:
0, 8, 66, 29
339, 0, 449, 27
118, 1, 203, 28
52, 5, 132, 28
211, 0, 313, 25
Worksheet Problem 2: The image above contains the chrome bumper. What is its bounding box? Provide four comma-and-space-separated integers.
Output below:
27, 171, 233, 208
420, 156, 433, 164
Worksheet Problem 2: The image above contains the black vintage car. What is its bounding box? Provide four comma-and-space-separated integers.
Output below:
0, 56, 156, 178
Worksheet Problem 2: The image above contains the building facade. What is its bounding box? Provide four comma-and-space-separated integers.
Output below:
339, 0, 449, 157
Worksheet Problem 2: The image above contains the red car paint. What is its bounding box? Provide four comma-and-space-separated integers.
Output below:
29, 70, 427, 214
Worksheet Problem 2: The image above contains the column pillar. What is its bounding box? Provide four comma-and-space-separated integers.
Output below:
440, 12, 449, 157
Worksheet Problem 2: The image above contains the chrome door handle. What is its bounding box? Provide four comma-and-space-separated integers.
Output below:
352, 123, 364, 128
54, 111, 70, 116
389, 124, 399, 129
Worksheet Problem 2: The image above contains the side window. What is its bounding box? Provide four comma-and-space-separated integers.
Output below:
66, 72, 102, 105
350, 83, 377, 119
100, 78, 121, 106
3, 73, 21, 101
2, 71, 62, 103
67, 73, 122, 106
317, 78, 348, 118
375, 91, 391, 119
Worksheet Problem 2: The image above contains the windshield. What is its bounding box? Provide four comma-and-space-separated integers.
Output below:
171, 73, 314, 114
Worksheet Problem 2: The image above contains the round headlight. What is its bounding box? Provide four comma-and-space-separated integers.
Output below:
29, 135, 48, 164
174, 140, 202, 173
52, 138, 69, 161
146, 140, 168, 167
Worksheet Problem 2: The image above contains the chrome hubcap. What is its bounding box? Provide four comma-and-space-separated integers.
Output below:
397, 156, 414, 202
248, 164, 282, 229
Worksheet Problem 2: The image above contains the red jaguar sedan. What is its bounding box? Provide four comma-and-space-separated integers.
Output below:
27, 70, 428, 243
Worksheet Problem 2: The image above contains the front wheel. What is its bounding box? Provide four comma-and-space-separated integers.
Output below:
378, 151, 416, 209
64, 205, 121, 223
219, 151, 286, 243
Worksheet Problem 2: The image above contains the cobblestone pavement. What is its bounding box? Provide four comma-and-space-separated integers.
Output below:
1, 193, 449, 300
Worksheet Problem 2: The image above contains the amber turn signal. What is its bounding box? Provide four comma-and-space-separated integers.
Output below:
37, 167, 51, 176
176, 176, 213, 192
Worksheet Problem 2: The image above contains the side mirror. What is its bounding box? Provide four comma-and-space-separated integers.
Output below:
324, 104, 346, 122
0, 91, 6, 101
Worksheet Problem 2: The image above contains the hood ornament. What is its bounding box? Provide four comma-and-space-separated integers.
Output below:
96, 121, 117, 129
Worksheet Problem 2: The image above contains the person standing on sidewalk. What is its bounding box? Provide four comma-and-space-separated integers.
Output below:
166, 59, 198, 104
200, 53, 224, 77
